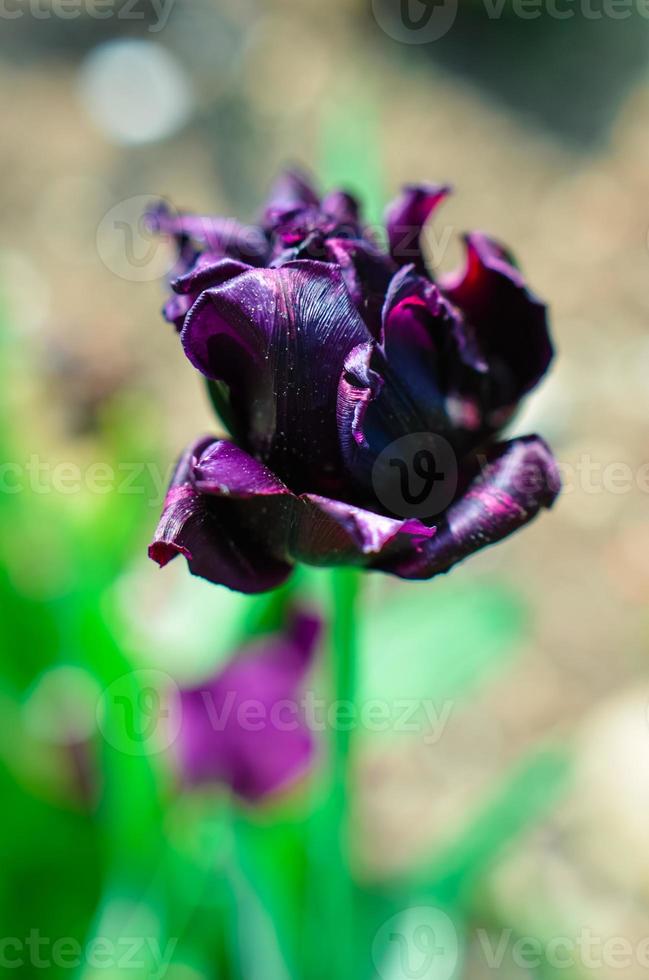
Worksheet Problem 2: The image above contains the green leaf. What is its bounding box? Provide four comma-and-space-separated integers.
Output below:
358, 579, 527, 742
407, 747, 571, 905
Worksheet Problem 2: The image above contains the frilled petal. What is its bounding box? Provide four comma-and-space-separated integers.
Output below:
376, 266, 490, 449
290, 494, 434, 565
261, 168, 321, 232
172, 256, 252, 297
149, 437, 293, 594
147, 201, 268, 265
176, 611, 320, 800
382, 265, 486, 375
263, 177, 365, 260
164, 257, 251, 332
324, 238, 395, 335
441, 233, 553, 407
149, 438, 435, 590
337, 267, 490, 494
181, 261, 373, 495
321, 190, 360, 228
191, 439, 291, 497
150, 437, 557, 590
266, 212, 366, 263
336, 341, 383, 486
163, 293, 195, 333
384, 184, 451, 273
382, 436, 560, 579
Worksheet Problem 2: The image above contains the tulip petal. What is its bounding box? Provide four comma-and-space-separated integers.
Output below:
148, 201, 268, 265
336, 341, 384, 489
382, 265, 487, 375
149, 437, 293, 594
191, 439, 291, 497
150, 437, 557, 589
292, 494, 435, 565
382, 436, 560, 579
172, 256, 252, 297
261, 168, 321, 231
164, 257, 251, 331
441, 233, 553, 408
337, 268, 490, 494
150, 438, 435, 589
325, 238, 395, 334
384, 184, 451, 273
377, 266, 489, 450
181, 261, 373, 494
321, 189, 361, 227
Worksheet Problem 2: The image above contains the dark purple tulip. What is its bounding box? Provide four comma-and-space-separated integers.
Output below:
174, 612, 320, 802
149, 170, 560, 593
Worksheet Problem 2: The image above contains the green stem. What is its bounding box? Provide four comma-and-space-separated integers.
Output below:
328, 566, 360, 978
331, 566, 359, 800
303, 568, 361, 980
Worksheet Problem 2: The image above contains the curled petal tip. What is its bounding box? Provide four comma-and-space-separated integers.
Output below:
384, 183, 452, 273
148, 540, 191, 568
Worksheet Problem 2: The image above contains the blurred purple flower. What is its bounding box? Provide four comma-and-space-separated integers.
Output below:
174, 611, 320, 802
149, 170, 560, 593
